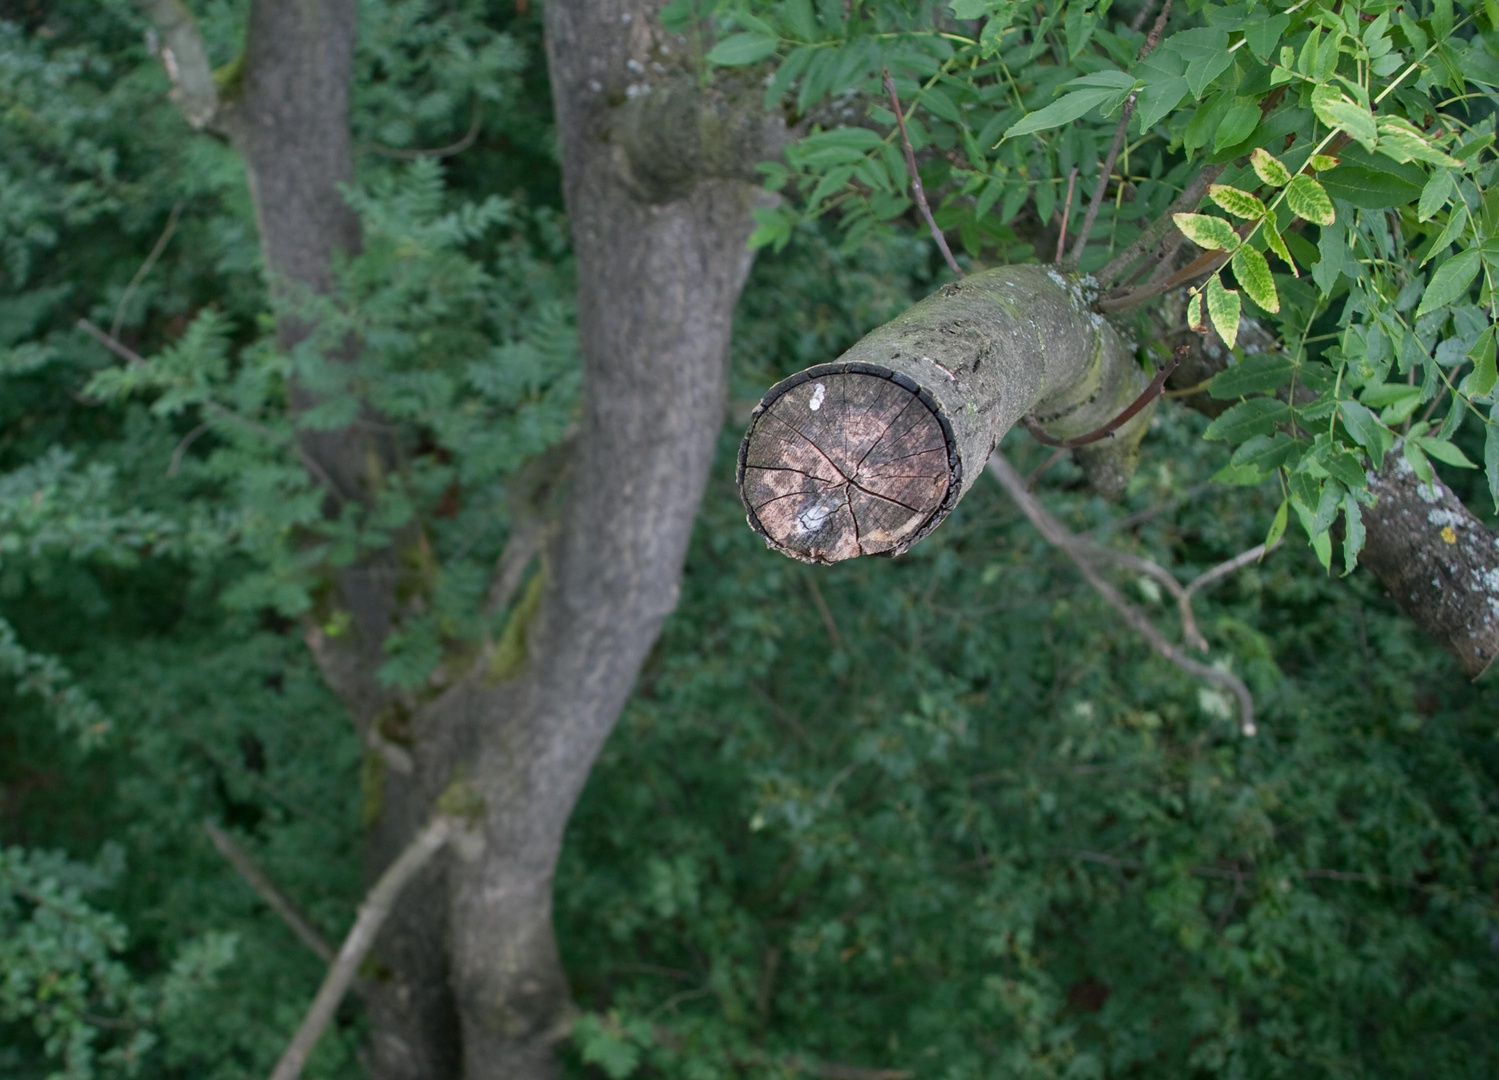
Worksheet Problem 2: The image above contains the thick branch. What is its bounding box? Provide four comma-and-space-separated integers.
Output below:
135, 0, 220, 129
988, 452, 1257, 734
268, 815, 455, 1080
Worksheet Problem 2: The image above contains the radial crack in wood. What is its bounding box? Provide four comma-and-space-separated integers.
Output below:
741, 370, 952, 563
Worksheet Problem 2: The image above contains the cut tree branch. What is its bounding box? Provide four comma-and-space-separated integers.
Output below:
268, 815, 456, 1080
988, 452, 1257, 735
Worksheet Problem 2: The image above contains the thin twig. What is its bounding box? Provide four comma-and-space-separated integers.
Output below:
1055, 166, 1078, 263
988, 453, 1257, 735
204, 820, 337, 964
1023, 355, 1180, 448
1096, 164, 1224, 288
1026, 448, 1069, 489
370, 98, 483, 160
882, 68, 964, 278
1067, 0, 1172, 266
804, 573, 844, 652
1185, 541, 1279, 601
1129, 0, 1160, 33
268, 816, 455, 1080
113, 200, 183, 340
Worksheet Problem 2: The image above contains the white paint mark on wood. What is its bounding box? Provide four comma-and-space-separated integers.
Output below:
809, 383, 826, 411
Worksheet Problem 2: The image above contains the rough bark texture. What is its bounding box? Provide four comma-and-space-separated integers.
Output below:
441, 4, 775, 1078
739, 266, 1154, 562
1361, 454, 1499, 679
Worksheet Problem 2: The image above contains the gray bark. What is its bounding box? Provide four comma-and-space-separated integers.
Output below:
1361, 455, 1499, 679
442, 3, 775, 1077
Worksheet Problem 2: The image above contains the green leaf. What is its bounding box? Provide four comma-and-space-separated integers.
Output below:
1211, 352, 1296, 398
787, 0, 819, 40
1208, 185, 1267, 220
1337, 400, 1391, 461
1251, 148, 1292, 187
1003, 87, 1129, 138
1284, 175, 1336, 226
1465, 326, 1497, 398
1231, 433, 1300, 471
1187, 289, 1204, 331
1341, 490, 1365, 573
1166, 28, 1234, 98
1415, 436, 1477, 468
1263, 211, 1298, 275
1134, 47, 1190, 131
1231, 245, 1280, 313
707, 33, 779, 66
1213, 99, 1261, 152
1415, 250, 1482, 318
1173, 213, 1239, 251
1403, 437, 1434, 484
1486, 420, 1499, 511
1310, 153, 1339, 171
1319, 167, 1421, 210
1203, 397, 1291, 442
1206, 273, 1241, 348
1310, 85, 1377, 152
1265, 498, 1290, 548
1418, 169, 1454, 222
1376, 117, 1462, 168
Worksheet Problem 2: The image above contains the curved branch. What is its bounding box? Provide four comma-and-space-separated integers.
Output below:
988, 452, 1257, 735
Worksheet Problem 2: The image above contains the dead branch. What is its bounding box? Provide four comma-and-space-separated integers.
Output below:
988, 452, 1257, 735
204, 821, 337, 963
267, 815, 455, 1080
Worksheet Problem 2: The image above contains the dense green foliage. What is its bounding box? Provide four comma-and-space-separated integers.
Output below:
2, 1, 1496, 1078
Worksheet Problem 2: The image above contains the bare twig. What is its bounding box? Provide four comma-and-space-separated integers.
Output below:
134, 0, 219, 128
204, 821, 337, 964
882, 69, 964, 278
1026, 448, 1069, 489
113, 200, 183, 340
1067, 0, 1173, 266
1023, 355, 1180, 448
1055, 166, 1078, 264
1185, 541, 1279, 602
370, 98, 484, 160
988, 453, 1257, 735
1095, 164, 1224, 288
268, 816, 455, 1080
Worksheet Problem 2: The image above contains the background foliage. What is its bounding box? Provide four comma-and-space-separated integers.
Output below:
1, 1, 1496, 1078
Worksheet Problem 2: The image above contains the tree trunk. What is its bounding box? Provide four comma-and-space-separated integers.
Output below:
443, 3, 776, 1077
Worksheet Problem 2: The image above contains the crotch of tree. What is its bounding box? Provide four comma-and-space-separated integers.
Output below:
740, 365, 958, 563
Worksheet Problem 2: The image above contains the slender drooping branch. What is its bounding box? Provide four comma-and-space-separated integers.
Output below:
135, 0, 220, 129
883, 69, 964, 277
268, 815, 456, 1080
1067, 0, 1173, 267
988, 452, 1257, 735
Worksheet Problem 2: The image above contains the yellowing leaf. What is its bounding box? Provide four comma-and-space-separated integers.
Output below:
1231, 245, 1280, 313
1263, 210, 1298, 276
1206, 273, 1241, 348
1208, 184, 1268, 219
1251, 147, 1292, 187
1284, 174, 1336, 226
1173, 212, 1240, 251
